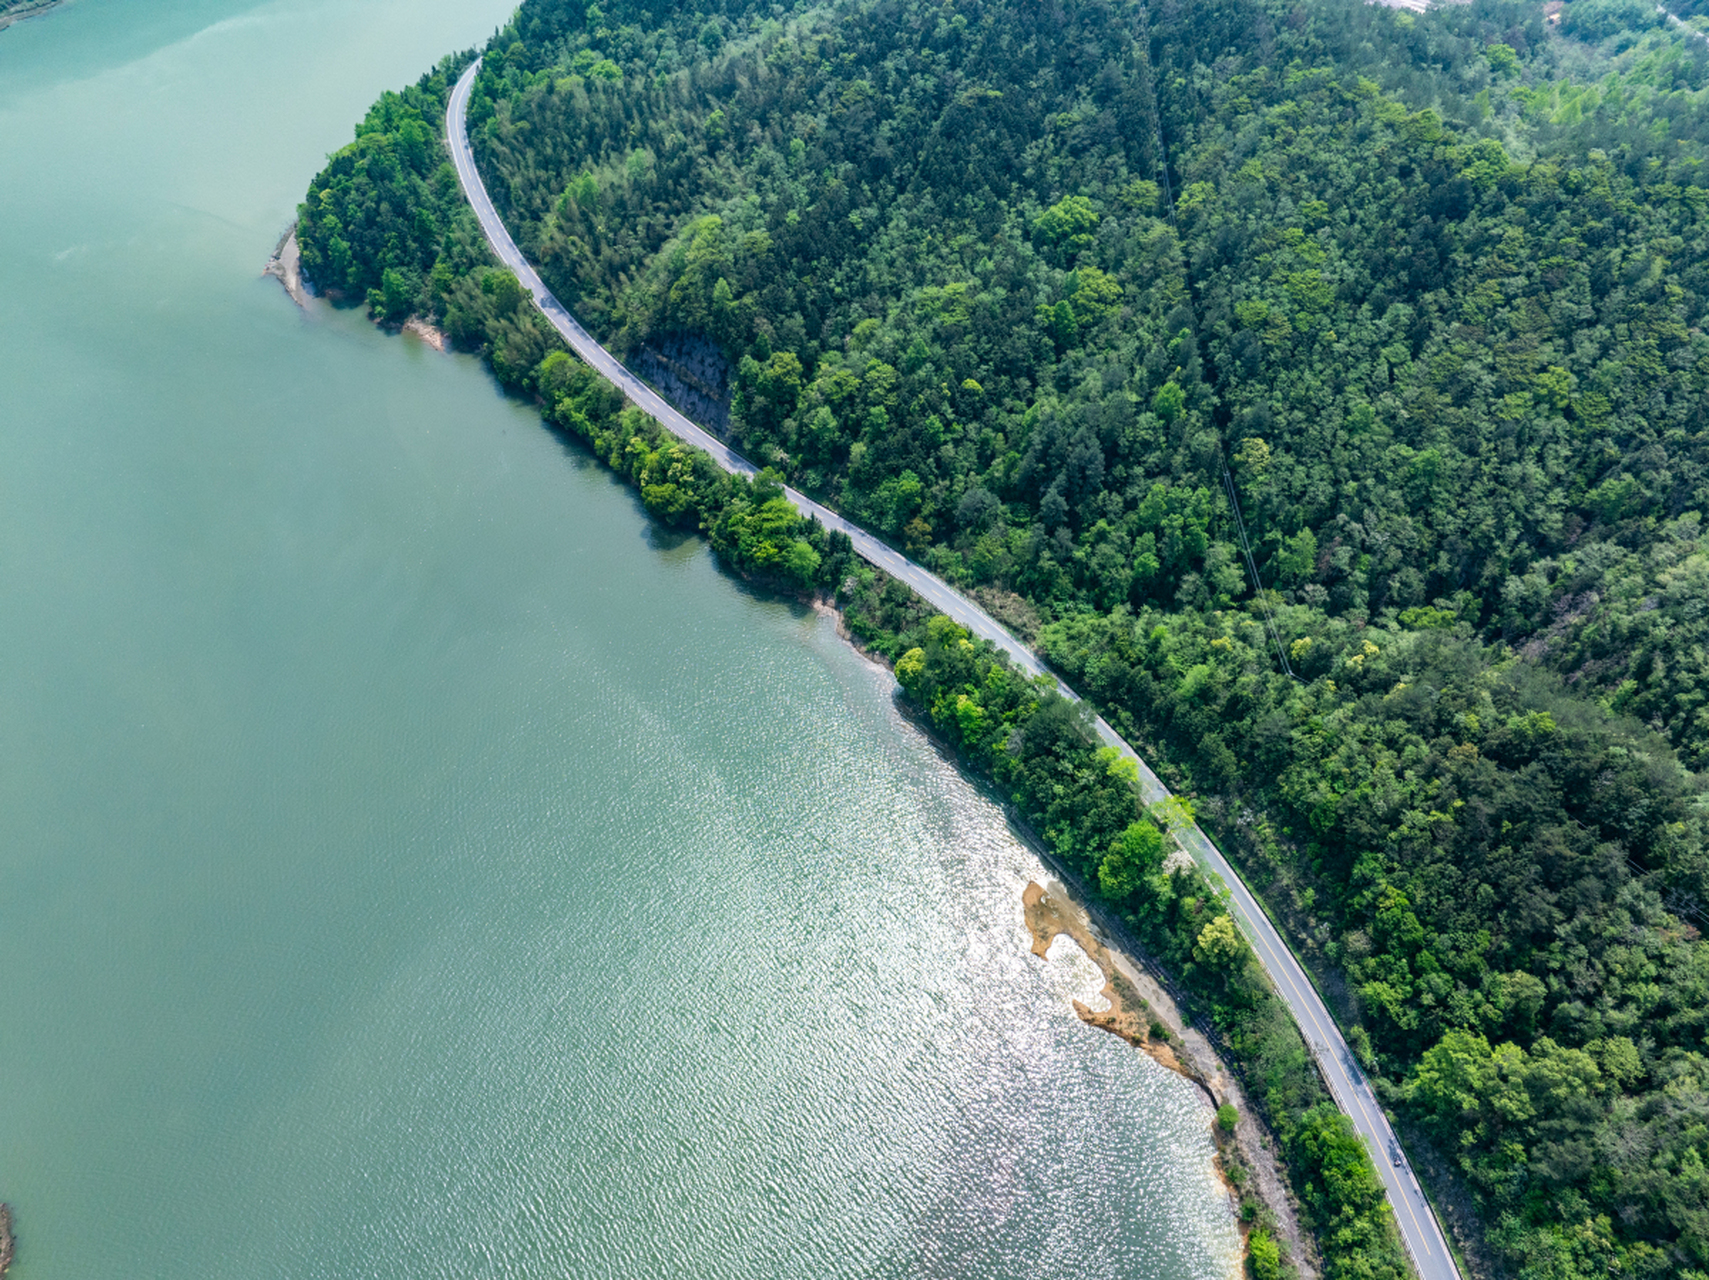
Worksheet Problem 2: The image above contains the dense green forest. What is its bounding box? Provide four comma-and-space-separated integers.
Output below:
297, 0, 1709, 1275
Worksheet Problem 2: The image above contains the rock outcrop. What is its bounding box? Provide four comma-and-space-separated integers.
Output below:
631, 333, 730, 435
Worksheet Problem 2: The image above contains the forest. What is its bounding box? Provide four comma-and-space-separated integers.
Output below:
295, 0, 1709, 1275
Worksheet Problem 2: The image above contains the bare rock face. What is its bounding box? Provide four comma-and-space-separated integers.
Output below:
631, 333, 730, 435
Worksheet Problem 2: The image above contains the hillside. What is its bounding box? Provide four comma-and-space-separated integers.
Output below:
297, 0, 1709, 1276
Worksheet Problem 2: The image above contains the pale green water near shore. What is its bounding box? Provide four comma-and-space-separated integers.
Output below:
0, 2, 1240, 1275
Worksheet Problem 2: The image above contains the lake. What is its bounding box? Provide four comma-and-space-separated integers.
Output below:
0, 1, 1238, 1274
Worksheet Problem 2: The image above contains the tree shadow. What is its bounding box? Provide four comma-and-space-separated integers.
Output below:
532, 405, 815, 619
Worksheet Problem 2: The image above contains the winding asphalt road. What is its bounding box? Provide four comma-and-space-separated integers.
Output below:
447, 58, 1461, 1280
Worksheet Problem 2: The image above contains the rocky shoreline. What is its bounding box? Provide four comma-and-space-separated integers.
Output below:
403, 317, 448, 351
1, 1202, 15, 1279
263, 225, 311, 308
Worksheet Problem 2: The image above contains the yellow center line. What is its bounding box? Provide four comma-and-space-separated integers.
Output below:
1241, 909, 1436, 1265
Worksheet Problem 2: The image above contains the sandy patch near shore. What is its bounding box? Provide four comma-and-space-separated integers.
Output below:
1021, 878, 1316, 1277
1023, 881, 1197, 1077
264, 227, 310, 308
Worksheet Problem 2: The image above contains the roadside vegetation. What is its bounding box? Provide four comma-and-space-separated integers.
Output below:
297, 0, 1709, 1275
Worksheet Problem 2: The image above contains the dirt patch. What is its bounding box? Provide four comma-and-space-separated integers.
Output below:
970, 587, 1043, 642
404, 317, 447, 351
1023, 881, 1195, 1079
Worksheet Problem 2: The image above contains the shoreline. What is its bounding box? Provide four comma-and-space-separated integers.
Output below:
433, 53, 1466, 1280
1023, 881, 1202, 1082
816, 599, 1311, 1277
264, 223, 446, 354
1021, 879, 1313, 1277
319, 290, 1311, 1276
263, 226, 310, 308
330, 69, 1383, 1264
0, 0, 63, 32
403, 317, 448, 351
317, 245, 1316, 1274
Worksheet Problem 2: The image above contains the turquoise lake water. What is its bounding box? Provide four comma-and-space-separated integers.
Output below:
0, 1, 1239, 1274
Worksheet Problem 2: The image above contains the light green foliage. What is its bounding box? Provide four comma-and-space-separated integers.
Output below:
1151, 380, 1185, 424
1096, 745, 1139, 785
1195, 914, 1245, 966
1149, 795, 1197, 833
1175, 180, 1215, 212
1233, 436, 1270, 480
1098, 819, 1164, 900
1032, 195, 1101, 258
894, 647, 926, 693
782, 538, 822, 583
1119, 179, 1161, 212
1274, 528, 1317, 586
1217, 1102, 1240, 1132
1248, 1228, 1280, 1280
1066, 266, 1123, 321
1484, 42, 1520, 76
563, 171, 600, 211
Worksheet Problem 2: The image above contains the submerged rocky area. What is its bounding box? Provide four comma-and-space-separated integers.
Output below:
0, 0, 61, 32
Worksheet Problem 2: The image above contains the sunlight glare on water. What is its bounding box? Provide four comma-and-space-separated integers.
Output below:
0, 1, 1241, 1275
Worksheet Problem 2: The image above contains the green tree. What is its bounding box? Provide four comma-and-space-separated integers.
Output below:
1098, 819, 1165, 900
482, 268, 526, 314
1195, 915, 1245, 966
1033, 195, 1101, 258
1248, 1229, 1280, 1280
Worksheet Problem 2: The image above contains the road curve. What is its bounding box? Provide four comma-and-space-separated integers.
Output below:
447, 57, 1461, 1280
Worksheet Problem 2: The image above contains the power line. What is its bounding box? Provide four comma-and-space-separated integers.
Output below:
1223, 460, 1296, 680
1133, 6, 1294, 680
